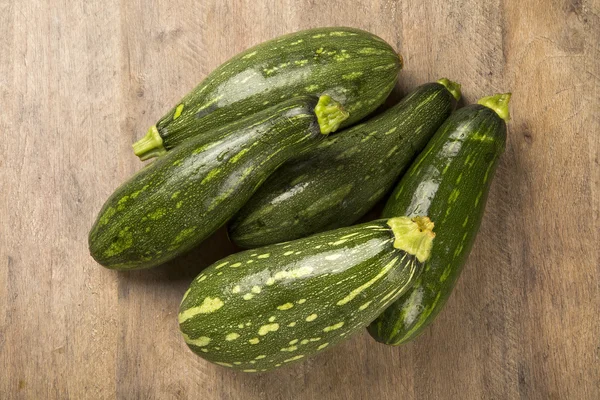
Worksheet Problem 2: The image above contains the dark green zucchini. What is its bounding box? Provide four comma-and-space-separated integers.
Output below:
133, 27, 401, 160
368, 93, 510, 345
228, 79, 461, 248
89, 95, 348, 270
179, 216, 435, 372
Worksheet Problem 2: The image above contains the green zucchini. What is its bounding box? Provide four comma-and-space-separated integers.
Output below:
89, 95, 348, 270
179, 216, 435, 372
368, 93, 510, 345
228, 79, 461, 248
133, 27, 401, 160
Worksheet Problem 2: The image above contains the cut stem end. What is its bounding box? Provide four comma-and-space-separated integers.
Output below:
387, 216, 435, 263
437, 78, 462, 102
478, 93, 512, 121
315, 95, 349, 135
133, 126, 167, 161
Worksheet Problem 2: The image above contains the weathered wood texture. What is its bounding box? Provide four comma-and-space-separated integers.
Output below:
1, 0, 598, 398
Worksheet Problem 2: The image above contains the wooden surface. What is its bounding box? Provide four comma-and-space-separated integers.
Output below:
1, 0, 599, 398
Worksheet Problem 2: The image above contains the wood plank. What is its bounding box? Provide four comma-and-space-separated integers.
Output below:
0, 0, 598, 398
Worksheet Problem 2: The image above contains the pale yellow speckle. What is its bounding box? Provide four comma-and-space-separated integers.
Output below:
247, 260, 254, 264
258, 323, 279, 336
342, 71, 363, 80
233, 361, 242, 365
359, 301, 372, 311
309, 337, 321, 342
242, 51, 257, 59
198, 275, 207, 282
257, 253, 270, 259
325, 254, 342, 261
283, 251, 294, 256
273, 266, 313, 281
215, 262, 228, 269
249, 338, 260, 344
173, 104, 184, 120
200, 348, 208, 353
251, 286, 261, 294
225, 333, 240, 341
268, 316, 276, 322
182, 334, 211, 347
243, 369, 258, 373
289, 339, 299, 345
284, 355, 305, 363
230, 262, 242, 268
237, 323, 244, 329
277, 303, 294, 310
281, 345, 298, 352
179, 297, 224, 323
297, 299, 306, 304
215, 362, 233, 368
287, 322, 297, 327
317, 343, 329, 350
246, 322, 252, 327
266, 278, 276, 286
243, 293, 254, 300
312, 33, 326, 38
300, 339, 309, 345
323, 322, 344, 332
255, 355, 266, 360
232, 285, 241, 294
305, 314, 318, 322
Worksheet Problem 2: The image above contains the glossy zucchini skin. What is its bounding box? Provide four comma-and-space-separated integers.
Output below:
368, 97, 509, 345
136, 27, 400, 159
179, 217, 433, 372
228, 81, 459, 248
89, 96, 334, 270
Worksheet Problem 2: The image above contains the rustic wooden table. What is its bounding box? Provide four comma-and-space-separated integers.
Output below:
1, 0, 598, 399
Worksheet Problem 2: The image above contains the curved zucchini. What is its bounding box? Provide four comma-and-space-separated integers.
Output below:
368, 94, 510, 345
179, 216, 435, 372
89, 95, 348, 270
133, 27, 401, 160
228, 79, 461, 248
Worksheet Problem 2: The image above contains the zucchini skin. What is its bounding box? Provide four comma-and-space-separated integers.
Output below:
368, 104, 507, 345
152, 27, 400, 153
228, 82, 457, 248
179, 219, 424, 372
89, 96, 326, 270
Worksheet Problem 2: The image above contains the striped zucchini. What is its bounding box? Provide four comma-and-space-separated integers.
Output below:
133, 27, 401, 160
368, 94, 510, 345
179, 216, 435, 372
89, 95, 348, 270
228, 79, 461, 248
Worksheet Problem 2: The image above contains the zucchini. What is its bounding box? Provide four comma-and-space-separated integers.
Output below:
228, 79, 461, 248
89, 95, 348, 270
178, 216, 435, 372
368, 94, 510, 345
133, 27, 401, 160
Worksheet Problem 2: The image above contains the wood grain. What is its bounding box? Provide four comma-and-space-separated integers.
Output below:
1, 0, 598, 398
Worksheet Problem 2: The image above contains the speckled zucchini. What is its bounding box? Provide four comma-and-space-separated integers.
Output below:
368, 94, 510, 345
133, 27, 401, 160
179, 216, 435, 372
228, 79, 461, 248
89, 95, 348, 270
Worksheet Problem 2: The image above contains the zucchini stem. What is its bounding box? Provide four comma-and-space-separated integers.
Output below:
315, 95, 349, 135
437, 78, 462, 101
387, 216, 435, 263
478, 93, 512, 121
133, 126, 167, 161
